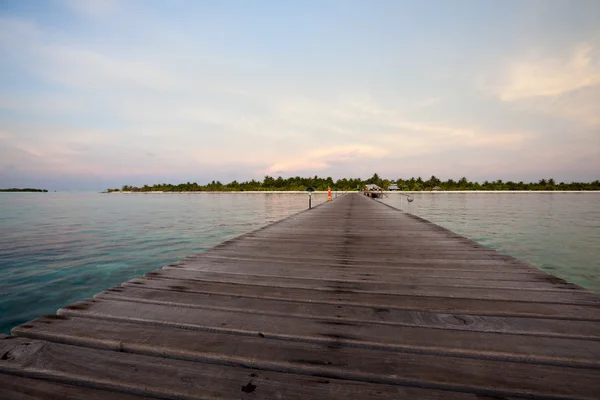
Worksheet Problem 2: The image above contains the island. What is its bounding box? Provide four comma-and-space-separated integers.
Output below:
106, 174, 600, 193
0, 188, 48, 192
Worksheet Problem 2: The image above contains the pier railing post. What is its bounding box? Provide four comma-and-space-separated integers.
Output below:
306, 187, 315, 209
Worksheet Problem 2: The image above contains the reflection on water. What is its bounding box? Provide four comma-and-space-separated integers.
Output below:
380, 193, 600, 292
0, 192, 326, 334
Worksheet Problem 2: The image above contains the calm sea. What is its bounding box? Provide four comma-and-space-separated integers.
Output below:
1, 192, 599, 334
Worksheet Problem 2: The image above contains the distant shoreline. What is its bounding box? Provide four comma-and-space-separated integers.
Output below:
0, 188, 48, 193
110, 175, 600, 193
109, 190, 600, 194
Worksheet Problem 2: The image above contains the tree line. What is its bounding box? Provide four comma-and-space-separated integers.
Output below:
107, 174, 600, 192
0, 188, 48, 192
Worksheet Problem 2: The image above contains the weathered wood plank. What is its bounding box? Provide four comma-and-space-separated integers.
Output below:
124, 275, 600, 305
164, 259, 548, 280
56, 298, 600, 339
207, 242, 502, 254
95, 285, 600, 320
0, 372, 153, 400
190, 253, 540, 270
14, 315, 600, 368
203, 248, 513, 260
206, 240, 501, 252
155, 267, 578, 290
0, 336, 522, 400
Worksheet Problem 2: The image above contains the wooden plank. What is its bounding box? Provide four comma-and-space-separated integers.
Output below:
0, 373, 153, 400
164, 258, 548, 280
0, 336, 521, 400
207, 241, 501, 253
155, 267, 578, 290
14, 314, 600, 368
238, 238, 486, 247
191, 253, 544, 270
187, 248, 533, 263
56, 298, 600, 339
124, 275, 600, 305
203, 248, 512, 260
245, 232, 470, 239
206, 239, 500, 251
95, 284, 600, 321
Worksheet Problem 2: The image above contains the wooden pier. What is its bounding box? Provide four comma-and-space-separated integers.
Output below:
2, 193, 599, 399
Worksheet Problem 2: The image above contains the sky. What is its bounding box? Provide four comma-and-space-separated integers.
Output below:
0, 0, 599, 190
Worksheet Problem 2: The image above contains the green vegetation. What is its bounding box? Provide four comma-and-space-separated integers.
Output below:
0, 188, 48, 192
109, 174, 600, 192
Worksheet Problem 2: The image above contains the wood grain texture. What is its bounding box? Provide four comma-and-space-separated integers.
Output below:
154, 267, 578, 290
14, 315, 600, 368
5, 193, 600, 399
0, 336, 512, 400
0, 373, 153, 400
54, 297, 600, 339
95, 285, 600, 320
122, 276, 599, 305
162, 258, 549, 279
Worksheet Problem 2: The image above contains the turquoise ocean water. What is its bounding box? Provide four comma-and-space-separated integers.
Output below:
1, 192, 599, 334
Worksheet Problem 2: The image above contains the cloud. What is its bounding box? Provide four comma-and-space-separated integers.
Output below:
495, 45, 600, 101
255, 95, 533, 177
512, 85, 600, 126
38, 45, 178, 91
0, 15, 185, 95
484, 43, 600, 125
328, 98, 529, 152
1, 6, 597, 188
267, 144, 387, 174
0, 93, 85, 115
